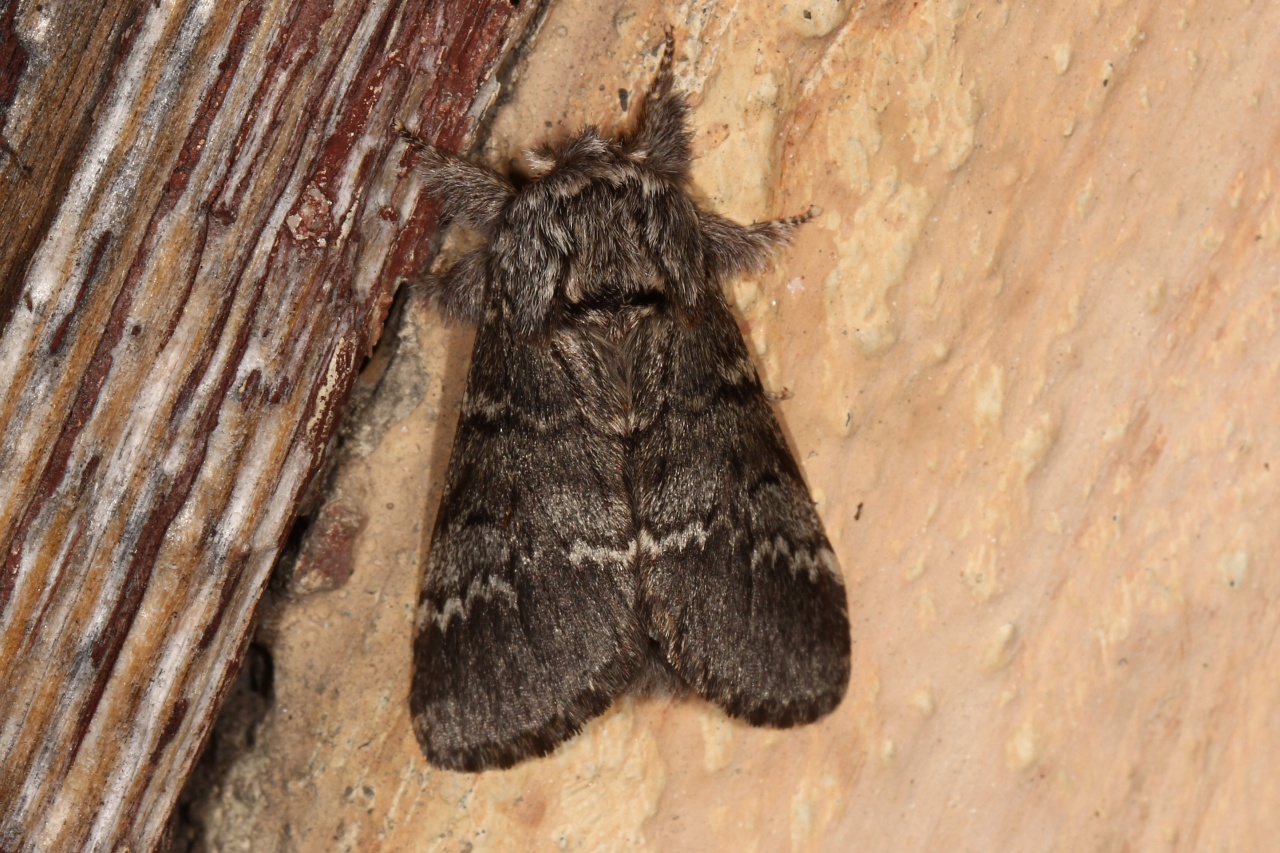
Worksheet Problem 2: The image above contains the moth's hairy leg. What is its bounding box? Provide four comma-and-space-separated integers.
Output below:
397, 123, 513, 229
698, 208, 817, 281
411, 247, 489, 325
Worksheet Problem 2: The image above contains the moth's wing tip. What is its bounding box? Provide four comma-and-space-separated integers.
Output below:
413, 715, 558, 773
418, 730, 562, 774
414, 678, 631, 772
410, 603, 645, 772
676, 625, 851, 731
715, 658, 852, 730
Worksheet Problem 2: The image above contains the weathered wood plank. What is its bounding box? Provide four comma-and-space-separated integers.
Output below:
0, 0, 546, 848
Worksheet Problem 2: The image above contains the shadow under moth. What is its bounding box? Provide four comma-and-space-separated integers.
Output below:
401, 34, 850, 772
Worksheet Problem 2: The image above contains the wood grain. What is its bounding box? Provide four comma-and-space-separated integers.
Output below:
0, 0, 545, 848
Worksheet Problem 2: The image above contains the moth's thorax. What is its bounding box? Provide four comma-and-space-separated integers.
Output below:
567, 297, 664, 350
554, 305, 663, 437
504, 141, 689, 312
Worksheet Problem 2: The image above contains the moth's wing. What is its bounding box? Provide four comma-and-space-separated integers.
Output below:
632, 297, 851, 726
411, 319, 644, 772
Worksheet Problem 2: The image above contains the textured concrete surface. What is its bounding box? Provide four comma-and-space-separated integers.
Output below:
185, 1, 1280, 850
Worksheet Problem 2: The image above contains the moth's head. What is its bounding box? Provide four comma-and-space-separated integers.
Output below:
501, 115, 704, 318
498, 52, 703, 314
486, 38, 707, 330
521, 128, 613, 179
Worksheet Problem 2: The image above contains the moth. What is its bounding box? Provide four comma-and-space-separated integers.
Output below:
402, 34, 850, 772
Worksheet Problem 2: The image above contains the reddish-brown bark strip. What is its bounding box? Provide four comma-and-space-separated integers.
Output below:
0, 2, 30, 123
